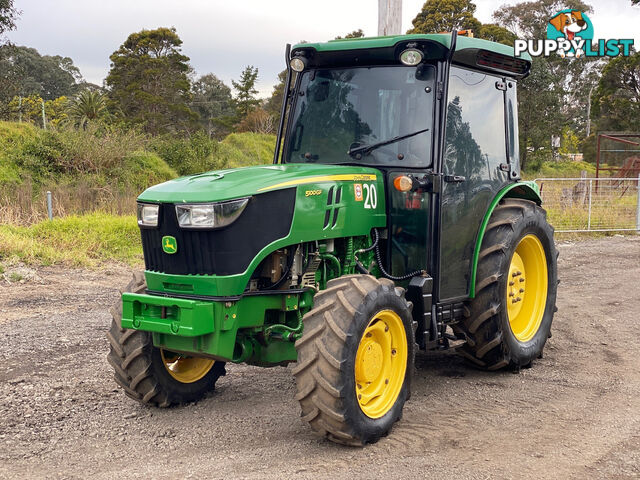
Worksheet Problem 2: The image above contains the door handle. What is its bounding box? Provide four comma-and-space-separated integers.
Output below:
444, 175, 466, 183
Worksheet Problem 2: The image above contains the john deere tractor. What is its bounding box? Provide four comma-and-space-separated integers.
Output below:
108, 32, 557, 445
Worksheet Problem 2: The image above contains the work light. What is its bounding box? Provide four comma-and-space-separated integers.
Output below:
290, 57, 307, 72
400, 48, 423, 66
137, 203, 159, 227
175, 197, 250, 229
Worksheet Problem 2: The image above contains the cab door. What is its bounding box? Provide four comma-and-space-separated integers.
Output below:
438, 66, 511, 301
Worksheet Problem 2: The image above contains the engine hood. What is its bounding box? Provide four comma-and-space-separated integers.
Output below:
137, 163, 381, 204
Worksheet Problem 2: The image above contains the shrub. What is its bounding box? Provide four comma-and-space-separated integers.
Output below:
150, 130, 224, 175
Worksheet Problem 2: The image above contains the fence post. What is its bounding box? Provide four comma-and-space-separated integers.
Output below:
46, 191, 53, 220
41, 100, 47, 130
636, 174, 640, 233
587, 179, 593, 230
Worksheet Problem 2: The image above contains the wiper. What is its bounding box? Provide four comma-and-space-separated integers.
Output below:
347, 128, 430, 158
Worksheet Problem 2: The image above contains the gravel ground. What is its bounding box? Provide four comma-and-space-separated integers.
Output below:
1, 235, 639, 479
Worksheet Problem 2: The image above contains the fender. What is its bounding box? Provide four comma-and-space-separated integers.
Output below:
469, 181, 542, 298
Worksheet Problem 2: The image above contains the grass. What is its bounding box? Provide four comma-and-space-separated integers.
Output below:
523, 160, 598, 180
0, 213, 142, 267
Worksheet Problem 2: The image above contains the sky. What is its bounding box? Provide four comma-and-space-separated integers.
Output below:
7, 0, 640, 98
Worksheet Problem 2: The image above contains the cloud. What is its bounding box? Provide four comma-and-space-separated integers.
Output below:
8, 0, 640, 98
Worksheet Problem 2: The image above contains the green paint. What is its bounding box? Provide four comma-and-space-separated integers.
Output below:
137, 163, 382, 204
294, 33, 532, 62
123, 289, 312, 365
468, 181, 542, 298
161, 235, 177, 254
142, 168, 386, 297
122, 292, 214, 336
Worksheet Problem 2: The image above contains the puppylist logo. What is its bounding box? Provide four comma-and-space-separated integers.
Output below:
515, 9, 635, 59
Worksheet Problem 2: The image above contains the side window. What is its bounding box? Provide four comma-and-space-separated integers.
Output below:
444, 67, 507, 180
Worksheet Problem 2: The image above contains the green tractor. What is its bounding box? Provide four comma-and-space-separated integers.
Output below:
107, 32, 558, 445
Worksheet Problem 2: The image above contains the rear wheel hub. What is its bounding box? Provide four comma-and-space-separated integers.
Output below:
507, 234, 548, 343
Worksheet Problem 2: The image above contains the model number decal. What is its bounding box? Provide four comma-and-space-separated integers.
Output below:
363, 184, 377, 209
305, 189, 322, 197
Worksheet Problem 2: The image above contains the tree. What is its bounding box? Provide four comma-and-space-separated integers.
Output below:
517, 57, 565, 168
490, 0, 597, 167
237, 108, 275, 134
191, 73, 234, 138
232, 65, 259, 119
493, 0, 593, 39
0, 0, 18, 39
590, 52, 640, 133
105, 27, 197, 134
265, 69, 287, 118
409, 0, 481, 34
66, 90, 111, 129
476, 24, 516, 45
335, 29, 365, 39
0, 45, 82, 101
8, 94, 68, 127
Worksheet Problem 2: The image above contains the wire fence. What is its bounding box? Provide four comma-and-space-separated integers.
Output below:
534, 176, 640, 233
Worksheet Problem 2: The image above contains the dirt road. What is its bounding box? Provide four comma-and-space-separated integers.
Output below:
1, 236, 639, 479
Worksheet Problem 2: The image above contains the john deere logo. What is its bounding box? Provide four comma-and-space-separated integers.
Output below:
162, 236, 177, 254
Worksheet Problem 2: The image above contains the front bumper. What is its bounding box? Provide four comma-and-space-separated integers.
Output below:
121, 290, 304, 363
122, 293, 215, 337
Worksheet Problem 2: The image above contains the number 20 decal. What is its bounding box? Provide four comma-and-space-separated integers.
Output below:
363, 184, 377, 209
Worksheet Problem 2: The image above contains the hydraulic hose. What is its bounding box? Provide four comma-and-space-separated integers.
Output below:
371, 228, 426, 281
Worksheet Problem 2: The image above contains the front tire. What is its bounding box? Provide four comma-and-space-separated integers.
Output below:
293, 275, 415, 446
107, 272, 226, 406
458, 199, 558, 370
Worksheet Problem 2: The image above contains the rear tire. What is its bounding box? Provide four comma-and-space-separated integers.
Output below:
458, 199, 558, 370
293, 275, 415, 446
107, 272, 226, 406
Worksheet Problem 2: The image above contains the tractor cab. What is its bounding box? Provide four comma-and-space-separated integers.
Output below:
280, 33, 534, 303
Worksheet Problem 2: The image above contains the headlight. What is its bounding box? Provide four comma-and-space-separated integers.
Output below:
137, 203, 159, 227
175, 198, 250, 229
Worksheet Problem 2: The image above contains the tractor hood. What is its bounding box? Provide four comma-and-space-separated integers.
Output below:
137, 163, 381, 204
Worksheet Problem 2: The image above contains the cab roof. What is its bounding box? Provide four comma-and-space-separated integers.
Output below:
292, 34, 532, 79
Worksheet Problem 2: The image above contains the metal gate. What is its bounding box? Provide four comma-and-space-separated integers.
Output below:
534, 176, 640, 233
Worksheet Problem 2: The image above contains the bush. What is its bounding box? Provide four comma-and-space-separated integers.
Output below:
151, 131, 276, 174
114, 150, 177, 193
150, 131, 223, 175
219, 132, 275, 167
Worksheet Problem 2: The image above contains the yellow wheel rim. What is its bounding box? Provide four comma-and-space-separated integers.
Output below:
355, 309, 408, 419
507, 234, 548, 343
160, 350, 215, 384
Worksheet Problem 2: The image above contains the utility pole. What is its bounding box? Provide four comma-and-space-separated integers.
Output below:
378, 0, 402, 36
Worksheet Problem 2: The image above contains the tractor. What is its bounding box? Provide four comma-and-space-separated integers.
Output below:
108, 31, 558, 446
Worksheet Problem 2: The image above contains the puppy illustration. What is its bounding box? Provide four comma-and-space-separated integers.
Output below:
549, 10, 587, 57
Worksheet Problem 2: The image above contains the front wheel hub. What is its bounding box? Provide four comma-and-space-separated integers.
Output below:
354, 309, 407, 419
160, 350, 216, 384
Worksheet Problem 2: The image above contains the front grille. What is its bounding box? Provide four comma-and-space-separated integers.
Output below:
140, 188, 296, 276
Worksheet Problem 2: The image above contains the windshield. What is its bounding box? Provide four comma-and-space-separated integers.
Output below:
284, 65, 435, 168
